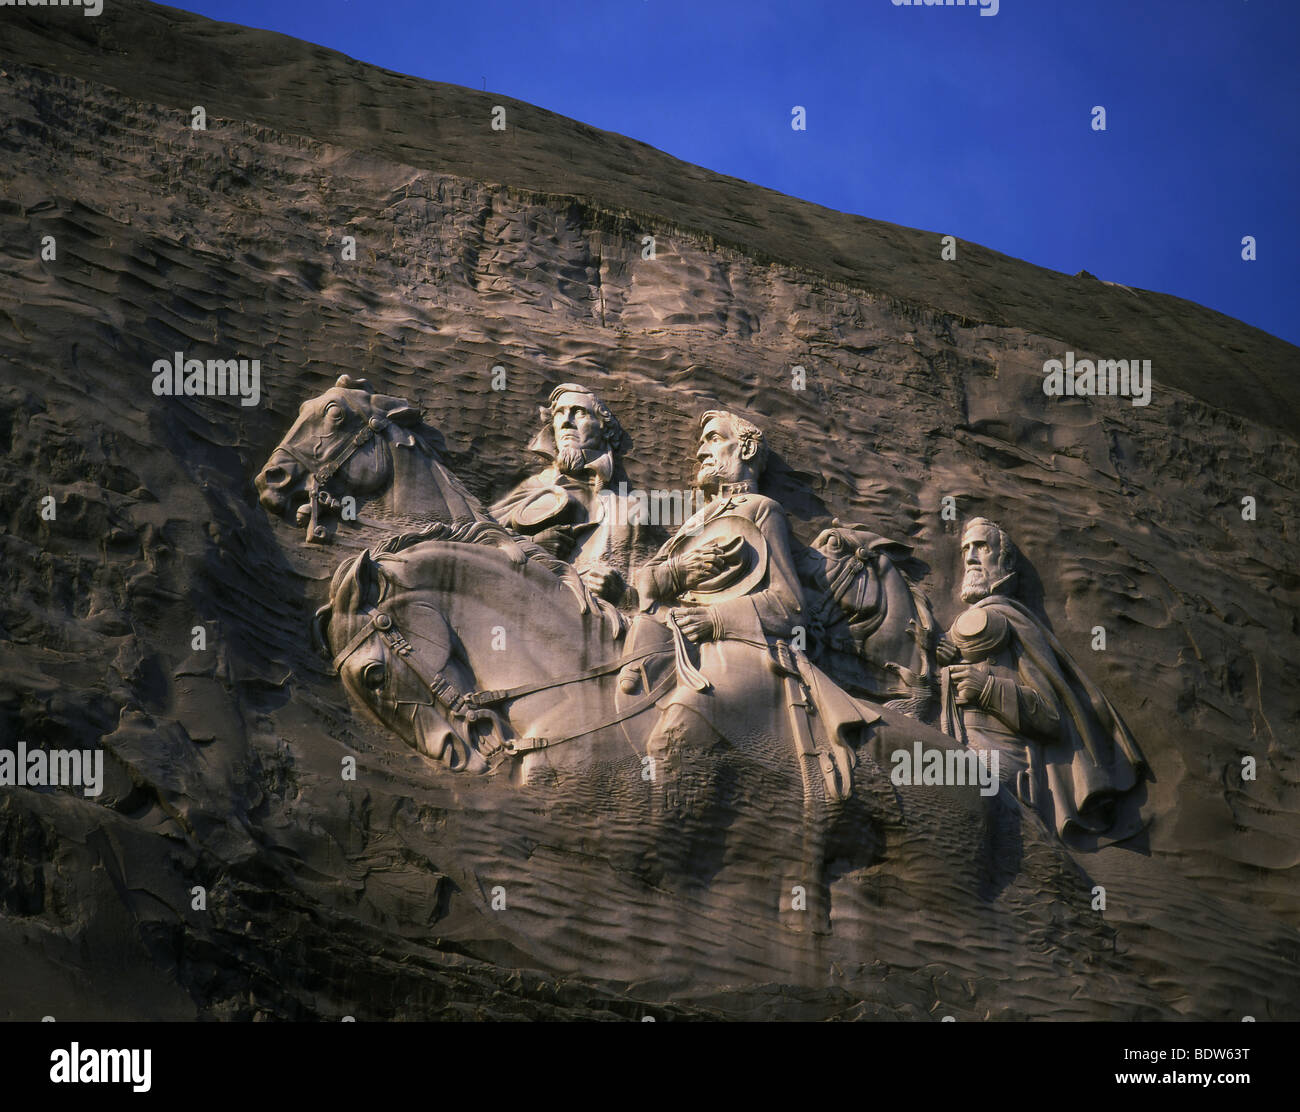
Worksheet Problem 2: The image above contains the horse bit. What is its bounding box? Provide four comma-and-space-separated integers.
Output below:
281, 403, 392, 542
331, 605, 677, 762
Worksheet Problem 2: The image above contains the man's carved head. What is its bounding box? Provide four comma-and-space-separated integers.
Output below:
696, 410, 768, 494
960, 517, 1019, 603
529, 383, 628, 477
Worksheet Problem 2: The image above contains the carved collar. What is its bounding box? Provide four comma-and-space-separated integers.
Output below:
714, 480, 757, 496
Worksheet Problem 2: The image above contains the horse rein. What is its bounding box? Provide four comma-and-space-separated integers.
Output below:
331, 604, 675, 760
331, 605, 512, 759
281, 400, 392, 542
811, 544, 881, 654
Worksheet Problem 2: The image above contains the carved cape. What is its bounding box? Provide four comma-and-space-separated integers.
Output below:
944, 594, 1148, 845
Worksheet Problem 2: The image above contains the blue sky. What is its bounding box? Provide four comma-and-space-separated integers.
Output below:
176, 0, 1299, 346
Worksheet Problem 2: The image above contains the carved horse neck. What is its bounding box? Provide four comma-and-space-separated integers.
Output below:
256, 378, 488, 543
304, 406, 481, 525
368, 541, 648, 767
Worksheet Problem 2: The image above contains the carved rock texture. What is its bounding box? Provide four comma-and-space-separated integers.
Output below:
0, 1, 1297, 1019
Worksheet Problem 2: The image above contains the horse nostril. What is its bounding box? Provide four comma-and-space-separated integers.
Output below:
263, 466, 291, 487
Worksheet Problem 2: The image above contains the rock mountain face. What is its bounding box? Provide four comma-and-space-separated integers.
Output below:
1, 1, 1297, 1020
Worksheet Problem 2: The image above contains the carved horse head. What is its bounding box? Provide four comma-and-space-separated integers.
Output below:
798, 522, 936, 710
256, 375, 486, 543
312, 529, 645, 779
312, 543, 490, 773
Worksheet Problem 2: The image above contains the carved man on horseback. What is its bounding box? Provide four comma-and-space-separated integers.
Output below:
491, 383, 659, 607
635, 410, 879, 803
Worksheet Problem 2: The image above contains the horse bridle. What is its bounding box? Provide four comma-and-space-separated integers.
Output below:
331, 603, 676, 760
280, 399, 392, 542
330, 603, 512, 760
812, 543, 882, 654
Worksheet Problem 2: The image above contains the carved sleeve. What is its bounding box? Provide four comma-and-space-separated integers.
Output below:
976, 666, 1061, 741
634, 546, 684, 608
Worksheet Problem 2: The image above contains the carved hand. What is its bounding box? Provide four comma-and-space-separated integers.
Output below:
671, 607, 717, 644
677, 540, 731, 589
935, 636, 961, 666
580, 561, 624, 602
533, 524, 576, 560
949, 662, 991, 705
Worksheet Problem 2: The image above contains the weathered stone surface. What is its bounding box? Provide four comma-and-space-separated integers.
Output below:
0, 1, 1297, 1020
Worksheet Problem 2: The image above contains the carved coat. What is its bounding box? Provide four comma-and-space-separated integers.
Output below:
941, 594, 1148, 845
637, 481, 878, 799
491, 454, 656, 608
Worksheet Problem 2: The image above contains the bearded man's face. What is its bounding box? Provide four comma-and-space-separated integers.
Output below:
695, 415, 746, 493
960, 524, 1003, 603
551, 392, 605, 474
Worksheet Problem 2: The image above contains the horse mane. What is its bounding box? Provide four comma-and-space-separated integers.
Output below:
371, 519, 575, 580
373, 520, 485, 555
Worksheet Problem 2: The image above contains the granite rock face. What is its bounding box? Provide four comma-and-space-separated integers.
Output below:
0, 1, 1297, 1020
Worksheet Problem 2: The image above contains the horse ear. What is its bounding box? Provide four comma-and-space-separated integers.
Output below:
311, 602, 334, 657
372, 393, 421, 426
336, 374, 373, 392
352, 549, 383, 604
331, 549, 384, 615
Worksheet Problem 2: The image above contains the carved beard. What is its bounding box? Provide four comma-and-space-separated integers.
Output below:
555, 445, 593, 476
960, 566, 991, 603
554, 444, 616, 491
697, 455, 740, 494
